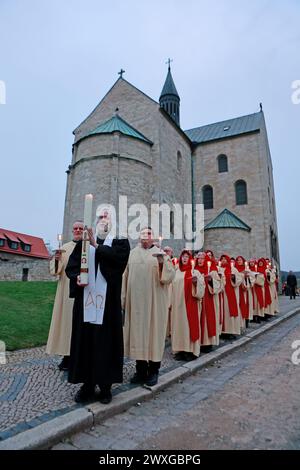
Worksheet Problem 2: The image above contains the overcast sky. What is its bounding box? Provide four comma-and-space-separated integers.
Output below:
0, 0, 299, 270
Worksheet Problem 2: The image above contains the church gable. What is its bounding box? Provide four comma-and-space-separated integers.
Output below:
73, 78, 159, 144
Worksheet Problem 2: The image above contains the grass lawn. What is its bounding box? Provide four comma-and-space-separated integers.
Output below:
0, 281, 57, 351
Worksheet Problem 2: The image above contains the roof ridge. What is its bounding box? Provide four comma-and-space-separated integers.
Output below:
185, 111, 262, 133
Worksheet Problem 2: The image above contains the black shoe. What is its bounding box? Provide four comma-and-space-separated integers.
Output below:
183, 352, 198, 361
144, 373, 158, 387
58, 356, 70, 371
130, 373, 147, 384
200, 345, 213, 354
99, 390, 112, 405
174, 351, 186, 361
74, 385, 95, 403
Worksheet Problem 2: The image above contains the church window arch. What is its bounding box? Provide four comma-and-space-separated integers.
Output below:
202, 185, 213, 209
217, 154, 228, 173
235, 180, 248, 205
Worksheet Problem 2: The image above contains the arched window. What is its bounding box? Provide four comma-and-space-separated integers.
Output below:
177, 151, 182, 172
217, 154, 228, 173
235, 180, 247, 205
202, 185, 213, 209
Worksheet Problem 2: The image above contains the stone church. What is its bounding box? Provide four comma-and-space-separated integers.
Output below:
63, 66, 280, 264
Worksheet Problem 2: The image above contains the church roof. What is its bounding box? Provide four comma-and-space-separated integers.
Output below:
185, 111, 263, 144
79, 114, 153, 145
204, 209, 251, 231
160, 67, 180, 98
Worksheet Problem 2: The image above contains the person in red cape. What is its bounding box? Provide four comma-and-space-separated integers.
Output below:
195, 252, 221, 352
248, 258, 265, 322
170, 249, 205, 361
257, 258, 272, 319
219, 254, 243, 338
235, 256, 251, 328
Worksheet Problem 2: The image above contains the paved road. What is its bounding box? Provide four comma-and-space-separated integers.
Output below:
53, 297, 300, 450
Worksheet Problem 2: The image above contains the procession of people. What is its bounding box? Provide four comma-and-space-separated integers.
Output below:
47, 207, 280, 405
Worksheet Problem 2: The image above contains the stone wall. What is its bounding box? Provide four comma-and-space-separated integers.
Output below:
204, 228, 251, 259
0, 253, 52, 281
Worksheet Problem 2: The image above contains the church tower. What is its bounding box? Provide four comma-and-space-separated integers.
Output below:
159, 61, 180, 126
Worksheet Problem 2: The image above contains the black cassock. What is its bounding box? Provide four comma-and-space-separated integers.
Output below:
65, 238, 130, 387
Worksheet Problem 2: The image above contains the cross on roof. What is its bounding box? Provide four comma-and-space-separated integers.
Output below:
165, 58, 173, 70
118, 68, 125, 78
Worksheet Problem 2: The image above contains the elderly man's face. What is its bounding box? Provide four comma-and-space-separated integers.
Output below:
72, 222, 84, 241
140, 228, 154, 249
96, 210, 112, 239
164, 246, 173, 257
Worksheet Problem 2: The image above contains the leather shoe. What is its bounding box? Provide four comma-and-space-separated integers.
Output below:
99, 390, 112, 405
144, 373, 158, 387
74, 385, 95, 403
130, 373, 147, 384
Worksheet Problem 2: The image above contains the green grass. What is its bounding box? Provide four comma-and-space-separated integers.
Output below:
0, 281, 57, 351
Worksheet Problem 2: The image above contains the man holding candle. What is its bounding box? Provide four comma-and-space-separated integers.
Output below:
122, 227, 175, 386
46, 221, 84, 370
65, 208, 130, 404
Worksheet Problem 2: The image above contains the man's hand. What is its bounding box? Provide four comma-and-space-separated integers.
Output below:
87, 228, 97, 248
77, 275, 88, 287
205, 274, 212, 282
157, 254, 164, 265
192, 275, 197, 285
231, 274, 236, 282
54, 250, 62, 261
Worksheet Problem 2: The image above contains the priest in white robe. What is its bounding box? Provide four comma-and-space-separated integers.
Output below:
122, 227, 175, 387
46, 221, 84, 370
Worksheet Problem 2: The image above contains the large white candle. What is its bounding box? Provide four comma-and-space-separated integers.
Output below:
207, 260, 211, 273
83, 194, 93, 227
80, 194, 93, 285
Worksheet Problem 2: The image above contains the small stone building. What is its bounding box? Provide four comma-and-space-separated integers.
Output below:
0, 228, 51, 281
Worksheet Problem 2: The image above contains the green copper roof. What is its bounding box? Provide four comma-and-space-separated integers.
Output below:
185, 112, 263, 144
160, 67, 179, 98
204, 209, 251, 231
82, 114, 153, 145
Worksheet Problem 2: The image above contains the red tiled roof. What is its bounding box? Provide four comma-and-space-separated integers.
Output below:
0, 228, 50, 259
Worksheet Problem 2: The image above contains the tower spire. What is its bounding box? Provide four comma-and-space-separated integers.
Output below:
159, 60, 180, 126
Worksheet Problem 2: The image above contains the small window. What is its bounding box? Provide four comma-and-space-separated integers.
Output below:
218, 154, 228, 173
202, 185, 213, 209
0, 239, 4, 247
177, 151, 182, 172
21, 242, 31, 252
8, 240, 18, 249
235, 180, 248, 205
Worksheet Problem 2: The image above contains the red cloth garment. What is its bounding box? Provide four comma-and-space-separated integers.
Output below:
195, 255, 217, 341
257, 258, 272, 308
220, 254, 239, 317
235, 256, 249, 319
179, 252, 200, 342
